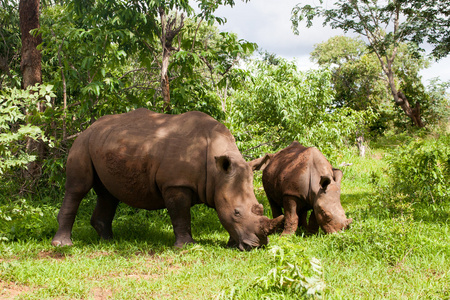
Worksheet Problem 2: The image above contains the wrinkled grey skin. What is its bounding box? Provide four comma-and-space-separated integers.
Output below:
52, 108, 284, 250
249, 141, 352, 235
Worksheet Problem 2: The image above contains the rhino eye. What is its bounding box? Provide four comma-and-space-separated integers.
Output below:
234, 209, 241, 217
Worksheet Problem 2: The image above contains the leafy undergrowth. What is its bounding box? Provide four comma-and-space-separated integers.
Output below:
1, 144, 449, 299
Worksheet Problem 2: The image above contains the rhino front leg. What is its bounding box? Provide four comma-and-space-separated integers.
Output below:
281, 195, 298, 235
91, 184, 120, 240
299, 209, 319, 234
306, 210, 319, 234
163, 187, 195, 248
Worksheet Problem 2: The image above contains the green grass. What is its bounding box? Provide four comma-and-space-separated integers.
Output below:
1, 145, 449, 299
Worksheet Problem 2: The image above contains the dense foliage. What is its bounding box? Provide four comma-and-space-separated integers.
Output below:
226, 58, 376, 161
386, 133, 450, 204
0, 85, 55, 174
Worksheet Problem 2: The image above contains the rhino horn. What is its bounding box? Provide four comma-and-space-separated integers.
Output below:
261, 215, 285, 235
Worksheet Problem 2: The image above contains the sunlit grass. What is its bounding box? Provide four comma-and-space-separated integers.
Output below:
1, 145, 449, 299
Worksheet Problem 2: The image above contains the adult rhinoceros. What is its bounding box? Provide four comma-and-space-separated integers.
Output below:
52, 108, 283, 250
249, 141, 352, 235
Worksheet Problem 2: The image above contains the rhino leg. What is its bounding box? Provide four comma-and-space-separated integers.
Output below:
163, 187, 195, 248
306, 210, 319, 234
91, 183, 119, 240
299, 209, 309, 230
226, 236, 238, 248
281, 195, 298, 235
52, 191, 87, 246
268, 196, 283, 219
52, 154, 94, 246
299, 210, 319, 234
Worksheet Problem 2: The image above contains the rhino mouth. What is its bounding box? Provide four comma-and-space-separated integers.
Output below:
322, 217, 353, 233
239, 237, 267, 251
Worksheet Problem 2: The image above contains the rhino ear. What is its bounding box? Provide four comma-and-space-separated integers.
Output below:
261, 215, 285, 235
333, 168, 343, 184
215, 155, 232, 174
248, 154, 272, 171
319, 175, 332, 190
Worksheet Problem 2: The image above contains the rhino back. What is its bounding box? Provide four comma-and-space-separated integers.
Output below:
263, 142, 334, 204
77, 108, 229, 209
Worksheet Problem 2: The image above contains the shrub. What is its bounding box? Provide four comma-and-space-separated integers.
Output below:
386, 133, 450, 203
0, 84, 55, 175
0, 199, 58, 241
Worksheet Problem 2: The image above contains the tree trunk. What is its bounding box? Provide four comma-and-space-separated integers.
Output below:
19, 0, 44, 177
159, 8, 184, 113
20, 0, 41, 89
386, 71, 424, 128
161, 48, 171, 112
356, 136, 366, 157
397, 90, 424, 127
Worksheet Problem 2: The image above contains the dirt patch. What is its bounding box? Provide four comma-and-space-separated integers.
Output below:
91, 287, 113, 300
0, 280, 30, 300
37, 250, 66, 260
372, 153, 383, 160
426, 268, 446, 280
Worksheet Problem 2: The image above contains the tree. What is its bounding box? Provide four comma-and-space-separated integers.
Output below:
291, 0, 435, 127
19, 0, 46, 177
402, 0, 450, 60
159, 9, 185, 111
311, 36, 436, 133
310, 36, 388, 112
170, 20, 256, 117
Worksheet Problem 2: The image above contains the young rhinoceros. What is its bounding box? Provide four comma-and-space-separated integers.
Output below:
249, 141, 352, 235
52, 108, 284, 251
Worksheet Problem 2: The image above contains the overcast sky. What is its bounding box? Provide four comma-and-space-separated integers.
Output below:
213, 0, 450, 86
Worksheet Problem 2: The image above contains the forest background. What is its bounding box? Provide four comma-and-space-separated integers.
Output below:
0, 0, 449, 298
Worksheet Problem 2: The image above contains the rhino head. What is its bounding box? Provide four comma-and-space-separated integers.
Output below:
313, 169, 353, 233
213, 155, 284, 251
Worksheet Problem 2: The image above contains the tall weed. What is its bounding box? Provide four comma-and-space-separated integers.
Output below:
218, 238, 325, 299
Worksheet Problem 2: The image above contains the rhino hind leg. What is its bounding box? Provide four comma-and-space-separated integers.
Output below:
268, 196, 283, 219
163, 187, 195, 248
91, 183, 120, 240
52, 191, 88, 246
52, 155, 94, 246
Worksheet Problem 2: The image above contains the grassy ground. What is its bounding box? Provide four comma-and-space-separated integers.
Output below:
0, 146, 449, 299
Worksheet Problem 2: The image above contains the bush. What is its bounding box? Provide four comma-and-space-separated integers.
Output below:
0, 199, 58, 241
386, 133, 450, 203
0, 84, 55, 175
